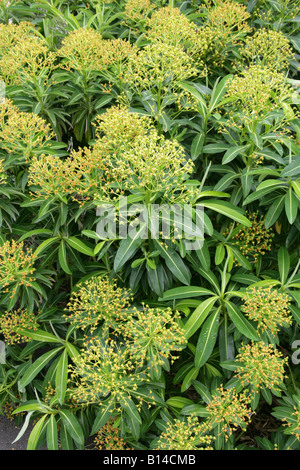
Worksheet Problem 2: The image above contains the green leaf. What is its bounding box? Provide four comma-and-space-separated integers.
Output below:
60, 422, 74, 450
225, 300, 258, 341
195, 240, 211, 270
278, 247, 290, 285
65, 342, 81, 362
285, 188, 298, 224
67, 237, 94, 257
47, 414, 59, 450
191, 133, 205, 160
58, 240, 72, 275
181, 366, 200, 392
214, 173, 239, 192
27, 414, 48, 450
181, 405, 210, 417
289, 304, 300, 325
12, 411, 35, 444
200, 200, 251, 226
208, 75, 233, 112
292, 180, 300, 198
179, 81, 207, 117
55, 349, 68, 405
95, 95, 114, 110
265, 195, 285, 228
281, 158, 300, 178
113, 223, 146, 272
243, 183, 285, 205
120, 396, 142, 425
34, 237, 59, 257
19, 347, 63, 390
195, 309, 220, 368
19, 229, 53, 242
15, 328, 60, 344
203, 142, 230, 154
256, 179, 286, 192
191, 380, 212, 404
184, 296, 218, 339
222, 145, 249, 165
166, 397, 194, 409
159, 286, 215, 301
59, 409, 85, 446
220, 360, 239, 371
12, 403, 45, 415
154, 241, 191, 286
91, 402, 114, 435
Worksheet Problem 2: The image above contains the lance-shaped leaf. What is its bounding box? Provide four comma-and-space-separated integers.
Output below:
59, 409, 85, 446
278, 246, 290, 285
208, 74, 233, 112
195, 309, 220, 369
19, 347, 63, 390
285, 188, 298, 224
67, 236, 94, 257
184, 296, 218, 339
281, 157, 300, 178
47, 414, 59, 450
55, 349, 68, 405
15, 328, 61, 344
154, 240, 191, 285
200, 200, 251, 226
27, 414, 48, 450
91, 401, 115, 435
222, 145, 250, 165
225, 300, 258, 341
159, 286, 214, 301
113, 223, 146, 272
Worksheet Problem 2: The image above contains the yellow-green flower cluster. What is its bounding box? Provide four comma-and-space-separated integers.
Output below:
65, 276, 133, 333
198, 0, 251, 69
242, 286, 292, 336
70, 106, 194, 204
223, 65, 294, 127
206, 385, 252, 439
0, 100, 54, 164
202, 0, 251, 33
28, 154, 86, 201
145, 7, 198, 52
115, 129, 194, 197
117, 306, 187, 372
123, 41, 198, 101
238, 29, 294, 72
123, 0, 153, 28
144, 6, 229, 71
156, 416, 214, 450
93, 104, 153, 151
68, 337, 151, 406
0, 240, 37, 292
0, 308, 39, 345
225, 212, 274, 264
234, 342, 288, 393
94, 418, 132, 450
58, 27, 136, 77
0, 22, 54, 85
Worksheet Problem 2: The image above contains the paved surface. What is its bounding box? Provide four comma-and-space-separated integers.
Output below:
0, 414, 33, 450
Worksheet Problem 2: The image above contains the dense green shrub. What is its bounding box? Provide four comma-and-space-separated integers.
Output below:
0, 0, 299, 450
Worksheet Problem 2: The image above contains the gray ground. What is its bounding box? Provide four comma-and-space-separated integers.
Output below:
0, 414, 33, 450
0, 414, 96, 450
